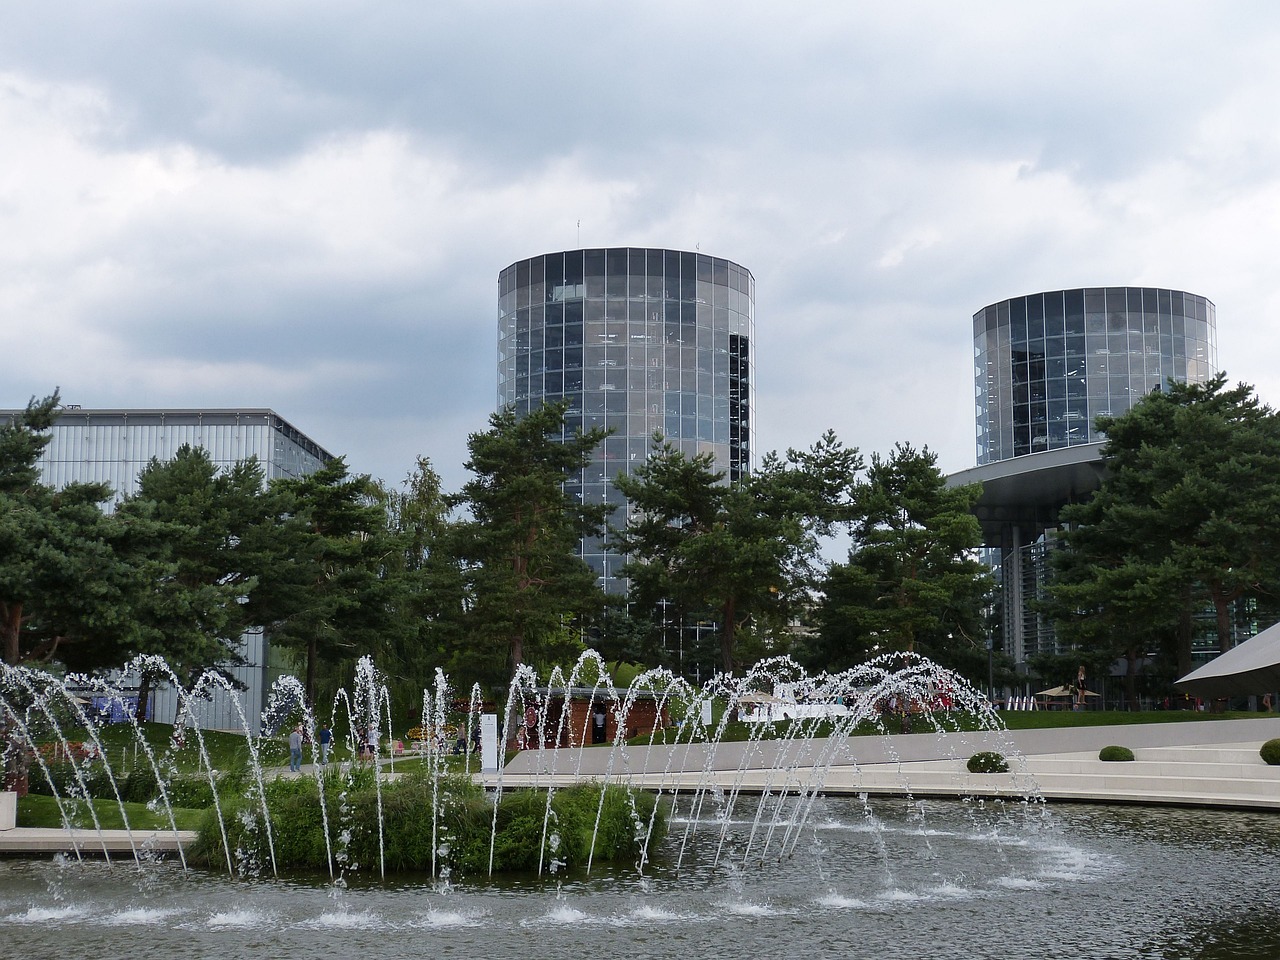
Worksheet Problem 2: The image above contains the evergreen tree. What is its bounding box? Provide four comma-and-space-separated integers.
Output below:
256, 458, 394, 706
116, 445, 273, 715
453, 401, 609, 689
813, 443, 992, 678
1046, 374, 1280, 679
615, 431, 860, 674
364, 457, 468, 705
0, 392, 140, 670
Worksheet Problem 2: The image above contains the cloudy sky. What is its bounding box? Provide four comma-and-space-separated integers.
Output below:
4, 2, 1280, 492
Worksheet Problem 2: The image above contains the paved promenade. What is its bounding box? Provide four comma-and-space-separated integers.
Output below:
494, 716, 1280, 810
0, 826, 196, 856
3, 717, 1278, 856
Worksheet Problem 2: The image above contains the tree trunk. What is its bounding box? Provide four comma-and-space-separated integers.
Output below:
508, 630, 524, 685
720, 596, 735, 675
305, 636, 318, 707
136, 672, 153, 725
1214, 595, 1233, 655
1124, 648, 1139, 709
1, 601, 22, 665
1176, 587, 1195, 679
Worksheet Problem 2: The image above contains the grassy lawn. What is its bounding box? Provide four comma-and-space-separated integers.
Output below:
999, 708, 1261, 729
624, 707, 1268, 746
16, 794, 206, 831
49, 721, 373, 774
29, 709, 1268, 780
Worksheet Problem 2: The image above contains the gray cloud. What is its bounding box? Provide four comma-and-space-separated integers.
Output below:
4, 1, 1280, 493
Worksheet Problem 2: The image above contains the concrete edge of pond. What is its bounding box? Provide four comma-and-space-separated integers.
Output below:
4, 718, 1279, 855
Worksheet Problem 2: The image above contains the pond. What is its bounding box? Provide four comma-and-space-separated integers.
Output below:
3, 796, 1276, 960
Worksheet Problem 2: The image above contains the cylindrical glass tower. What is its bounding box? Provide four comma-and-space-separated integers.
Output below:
973, 287, 1217, 465
498, 247, 755, 593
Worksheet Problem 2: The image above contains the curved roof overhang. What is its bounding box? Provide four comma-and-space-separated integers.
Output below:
946, 442, 1107, 545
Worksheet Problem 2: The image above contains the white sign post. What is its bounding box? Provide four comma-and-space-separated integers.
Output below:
480, 713, 499, 772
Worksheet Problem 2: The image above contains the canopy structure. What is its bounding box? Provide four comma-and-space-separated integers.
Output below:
737, 691, 782, 704
1176, 621, 1280, 699
1036, 686, 1100, 698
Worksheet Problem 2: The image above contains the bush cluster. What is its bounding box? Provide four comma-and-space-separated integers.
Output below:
1260, 739, 1280, 765
26, 756, 238, 811
25, 761, 114, 800
1099, 745, 1135, 762
193, 771, 666, 877
966, 751, 1010, 773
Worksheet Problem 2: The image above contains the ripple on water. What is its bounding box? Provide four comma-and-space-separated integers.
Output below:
99, 907, 184, 926
410, 908, 487, 928
523, 904, 593, 927
1034, 843, 1114, 882
206, 909, 274, 929
310, 909, 383, 929
723, 900, 791, 917
994, 876, 1045, 890
624, 911, 696, 926
816, 892, 870, 909
6, 905, 89, 924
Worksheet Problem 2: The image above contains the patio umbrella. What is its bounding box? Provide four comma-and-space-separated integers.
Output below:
1036, 686, 1100, 698
737, 691, 782, 704
1176, 620, 1280, 698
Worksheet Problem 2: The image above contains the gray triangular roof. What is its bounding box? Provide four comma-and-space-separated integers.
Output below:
1176, 620, 1280, 698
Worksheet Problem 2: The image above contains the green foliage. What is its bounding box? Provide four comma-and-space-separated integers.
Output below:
966, 751, 1009, 773
116, 446, 272, 693
1, 391, 142, 670
1260, 739, 1280, 765
355, 458, 468, 706
1098, 745, 1135, 762
1046, 374, 1280, 682
451, 401, 610, 688
197, 772, 665, 877
17, 793, 206, 831
616, 430, 861, 674
256, 458, 397, 704
813, 443, 993, 682
119, 765, 160, 804
25, 760, 115, 800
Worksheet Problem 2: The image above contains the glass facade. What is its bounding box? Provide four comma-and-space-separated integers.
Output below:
498, 247, 755, 593
21, 409, 331, 499
1, 406, 334, 733
974, 287, 1217, 465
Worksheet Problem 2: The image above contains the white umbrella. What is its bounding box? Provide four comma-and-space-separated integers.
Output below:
1036, 686, 1100, 698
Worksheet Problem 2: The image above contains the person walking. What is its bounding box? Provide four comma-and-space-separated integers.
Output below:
288, 724, 304, 773
318, 724, 332, 765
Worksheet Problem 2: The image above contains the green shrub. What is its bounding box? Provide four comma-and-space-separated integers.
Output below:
1260, 739, 1280, 765
1099, 745, 1135, 762
120, 765, 160, 804
966, 751, 1010, 773
192, 771, 666, 877
26, 761, 114, 801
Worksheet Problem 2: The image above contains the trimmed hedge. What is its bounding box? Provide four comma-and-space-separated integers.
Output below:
1260, 739, 1280, 765
1099, 745, 1135, 762
966, 751, 1009, 773
192, 771, 666, 877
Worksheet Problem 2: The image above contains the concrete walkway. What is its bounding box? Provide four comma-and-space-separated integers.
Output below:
0, 827, 196, 856
4, 718, 1278, 856
493, 716, 1280, 810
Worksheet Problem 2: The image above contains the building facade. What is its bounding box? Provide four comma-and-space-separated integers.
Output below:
958, 287, 1219, 668
5, 406, 333, 731
498, 247, 755, 593
974, 287, 1217, 464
